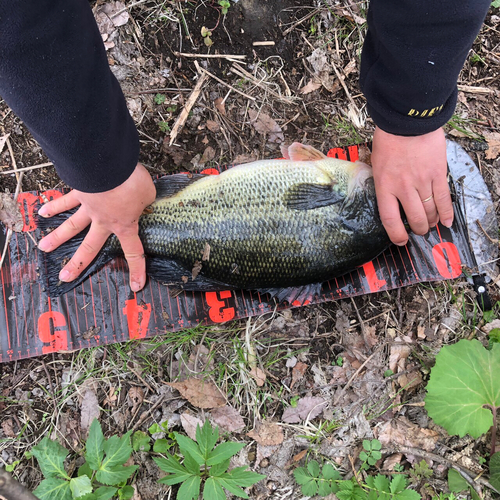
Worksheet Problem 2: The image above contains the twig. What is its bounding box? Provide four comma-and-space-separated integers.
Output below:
0, 468, 38, 500
476, 219, 499, 244
1, 162, 53, 175
253, 41, 275, 46
110, 0, 149, 18
5, 137, 18, 183
130, 392, 168, 432
125, 88, 193, 95
195, 61, 256, 102
458, 84, 496, 94
174, 51, 246, 60
282, 8, 319, 36
168, 70, 209, 146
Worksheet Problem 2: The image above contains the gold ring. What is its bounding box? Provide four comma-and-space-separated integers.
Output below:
421, 194, 434, 203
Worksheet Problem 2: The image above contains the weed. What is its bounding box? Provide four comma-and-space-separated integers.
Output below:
218, 0, 231, 16
359, 439, 382, 470
154, 93, 166, 105
158, 121, 171, 133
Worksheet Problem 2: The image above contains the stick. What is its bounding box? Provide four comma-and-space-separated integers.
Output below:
168, 71, 209, 146
458, 84, 496, 94
174, 51, 246, 60
0, 468, 38, 500
1, 162, 53, 175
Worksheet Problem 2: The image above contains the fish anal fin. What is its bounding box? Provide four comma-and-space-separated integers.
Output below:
154, 173, 206, 199
284, 182, 344, 210
282, 142, 328, 162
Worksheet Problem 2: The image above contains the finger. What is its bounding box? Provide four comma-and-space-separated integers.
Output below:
38, 208, 91, 252
433, 178, 454, 228
38, 190, 81, 217
117, 229, 146, 292
59, 226, 110, 282
420, 194, 439, 227
401, 191, 430, 236
377, 191, 409, 246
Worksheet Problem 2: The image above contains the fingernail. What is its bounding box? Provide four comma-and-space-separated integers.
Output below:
59, 269, 72, 282
38, 239, 50, 251
443, 219, 453, 228
395, 241, 407, 247
131, 281, 141, 292
38, 206, 50, 217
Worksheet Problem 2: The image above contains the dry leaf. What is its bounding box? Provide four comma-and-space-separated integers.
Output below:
214, 97, 226, 116
377, 416, 439, 452
282, 396, 327, 423
100, 1, 129, 27
127, 387, 144, 412
300, 79, 322, 94
247, 421, 284, 446
80, 387, 100, 434
484, 131, 500, 160
192, 260, 202, 280
206, 120, 220, 132
103, 387, 118, 407
286, 449, 308, 468
249, 366, 266, 387
0, 193, 23, 232
1, 418, 15, 438
291, 361, 308, 389
383, 453, 403, 471
0, 134, 9, 155
389, 340, 411, 372
200, 146, 216, 165
167, 378, 226, 408
211, 405, 245, 433
181, 413, 204, 440
248, 109, 284, 144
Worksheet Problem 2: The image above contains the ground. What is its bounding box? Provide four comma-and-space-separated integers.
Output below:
1, 1, 500, 499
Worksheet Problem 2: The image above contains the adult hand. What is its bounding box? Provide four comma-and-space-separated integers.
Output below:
371, 126, 453, 246
37, 163, 156, 292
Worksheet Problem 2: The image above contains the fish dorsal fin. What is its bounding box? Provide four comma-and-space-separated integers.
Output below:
154, 173, 206, 199
281, 142, 328, 162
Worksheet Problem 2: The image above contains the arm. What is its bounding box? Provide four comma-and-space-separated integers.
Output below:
360, 0, 490, 244
0, 0, 155, 291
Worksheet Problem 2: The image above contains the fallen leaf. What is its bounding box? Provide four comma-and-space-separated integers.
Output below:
383, 453, 403, 471
377, 416, 439, 452
286, 449, 308, 468
199, 146, 216, 165
249, 366, 266, 387
247, 421, 284, 446
282, 396, 327, 423
299, 79, 322, 94
80, 387, 100, 434
167, 378, 226, 408
100, 1, 129, 27
484, 131, 500, 160
181, 413, 204, 440
290, 362, 308, 389
1, 418, 15, 438
232, 153, 258, 165
0, 134, 9, 155
214, 97, 226, 116
206, 120, 220, 132
389, 340, 411, 372
103, 387, 118, 407
211, 405, 245, 433
248, 109, 284, 144
127, 387, 144, 413
202, 243, 210, 262
0, 193, 23, 232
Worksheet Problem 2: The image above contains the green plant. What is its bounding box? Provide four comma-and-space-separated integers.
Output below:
218, 0, 231, 15
154, 93, 166, 105
31, 419, 138, 500
492, 0, 500, 9
153, 420, 264, 499
158, 121, 171, 133
359, 439, 382, 469
409, 460, 433, 483
201, 26, 213, 47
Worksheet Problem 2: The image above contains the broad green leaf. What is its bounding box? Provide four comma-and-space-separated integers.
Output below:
95, 465, 138, 485
371, 440, 381, 451
490, 452, 500, 491
175, 475, 201, 500
448, 468, 468, 492
222, 466, 266, 487
318, 479, 337, 496
389, 474, 407, 493
307, 460, 320, 477
174, 432, 205, 465
322, 462, 341, 480
32, 438, 70, 480
118, 485, 135, 500
153, 455, 189, 476
86, 419, 105, 470
372, 474, 390, 492
425, 340, 500, 438
34, 477, 72, 500
132, 430, 151, 452
78, 494, 97, 500
300, 478, 319, 497
157, 473, 193, 486
203, 477, 226, 500
184, 451, 202, 476
70, 475, 93, 498
209, 458, 230, 477
197, 420, 219, 459
293, 467, 312, 485
94, 487, 118, 500
207, 442, 245, 466
395, 491, 421, 500
78, 462, 93, 479
217, 477, 249, 498
102, 432, 133, 469
148, 423, 162, 434
153, 439, 171, 454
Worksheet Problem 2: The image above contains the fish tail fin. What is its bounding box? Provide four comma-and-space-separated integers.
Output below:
37, 210, 116, 297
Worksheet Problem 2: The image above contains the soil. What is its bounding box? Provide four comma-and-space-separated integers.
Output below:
1, 1, 500, 499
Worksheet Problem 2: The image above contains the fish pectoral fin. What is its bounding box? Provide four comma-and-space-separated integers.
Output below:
284, 183, 344, 210
257, 282, 323, 305
154, 173, 207, 199
146, 257, 233, 291
282, 142, 328, 161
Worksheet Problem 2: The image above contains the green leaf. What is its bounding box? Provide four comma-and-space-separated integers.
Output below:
32, 438, 70, 480
78, 462, 93, 479
174, 432, 205, 465
307, 460, 321, 477
395, 491, 421, 500
34, 477, 72, 500
197, 420, 219, 460
148, 423, 162, 434
300, 479, 319, 497
86, 419, 105, 470
389, 474, 407, 494
184, 451, 202, 476
217, 477, 249, 498
95, 465, 138, 486
293, 467, 312, 485
447, 468, 468, 492
203, 477, 226, 500
371, 440, 382, 451
207, 442, 245, 466
177, 476, 201, 500
318, 479, 337, 496
373, 474, 390, 492
209, 458, 230, 477
70, 476, 93, 498
78, 494, 97, 500
153, 438, 171, 454
132, 430, 151, 452
118, 485, 135, 500
322, 463, 340, 481
94, 487, 118, 500
102, 432, 133, 469
222, 466, 266, 487
425, 340, 500, 438
490, 452, 500, 491
154, 455, 189, 476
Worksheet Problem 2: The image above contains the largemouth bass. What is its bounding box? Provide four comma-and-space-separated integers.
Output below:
39, 143, 390, 299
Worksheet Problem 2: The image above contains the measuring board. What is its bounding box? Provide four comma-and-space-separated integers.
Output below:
0, 143, 484, 362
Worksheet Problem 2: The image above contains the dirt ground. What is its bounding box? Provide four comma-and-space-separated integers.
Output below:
1, 1, 500, 499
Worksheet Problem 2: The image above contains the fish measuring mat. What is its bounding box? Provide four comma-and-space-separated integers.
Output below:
0, 143, 482, 362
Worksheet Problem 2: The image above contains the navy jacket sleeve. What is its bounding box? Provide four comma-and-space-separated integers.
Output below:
0, 0, 139, 193
360, 0, 490, 136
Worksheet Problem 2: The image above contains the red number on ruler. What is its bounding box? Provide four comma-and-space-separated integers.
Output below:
432, 242, 462, 279
123, 298, 152, 339
18, 190, 63, 232
205, 291, 235, 323
37, 311, 68, 353
361, 261, 387, 292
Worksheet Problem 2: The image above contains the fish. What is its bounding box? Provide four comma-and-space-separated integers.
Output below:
38, 142, 390, 300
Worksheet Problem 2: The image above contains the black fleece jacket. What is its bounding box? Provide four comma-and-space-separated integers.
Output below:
0, 0, 491, 193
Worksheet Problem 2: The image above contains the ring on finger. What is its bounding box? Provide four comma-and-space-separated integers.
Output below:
421, 194, 434, 203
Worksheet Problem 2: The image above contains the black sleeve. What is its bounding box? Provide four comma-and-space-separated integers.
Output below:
359, 0, 490, 136
0, 0, 139, 193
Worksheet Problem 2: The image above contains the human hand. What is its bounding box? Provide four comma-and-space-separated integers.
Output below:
371, 127, 454, 246
37, 163, 156, 292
